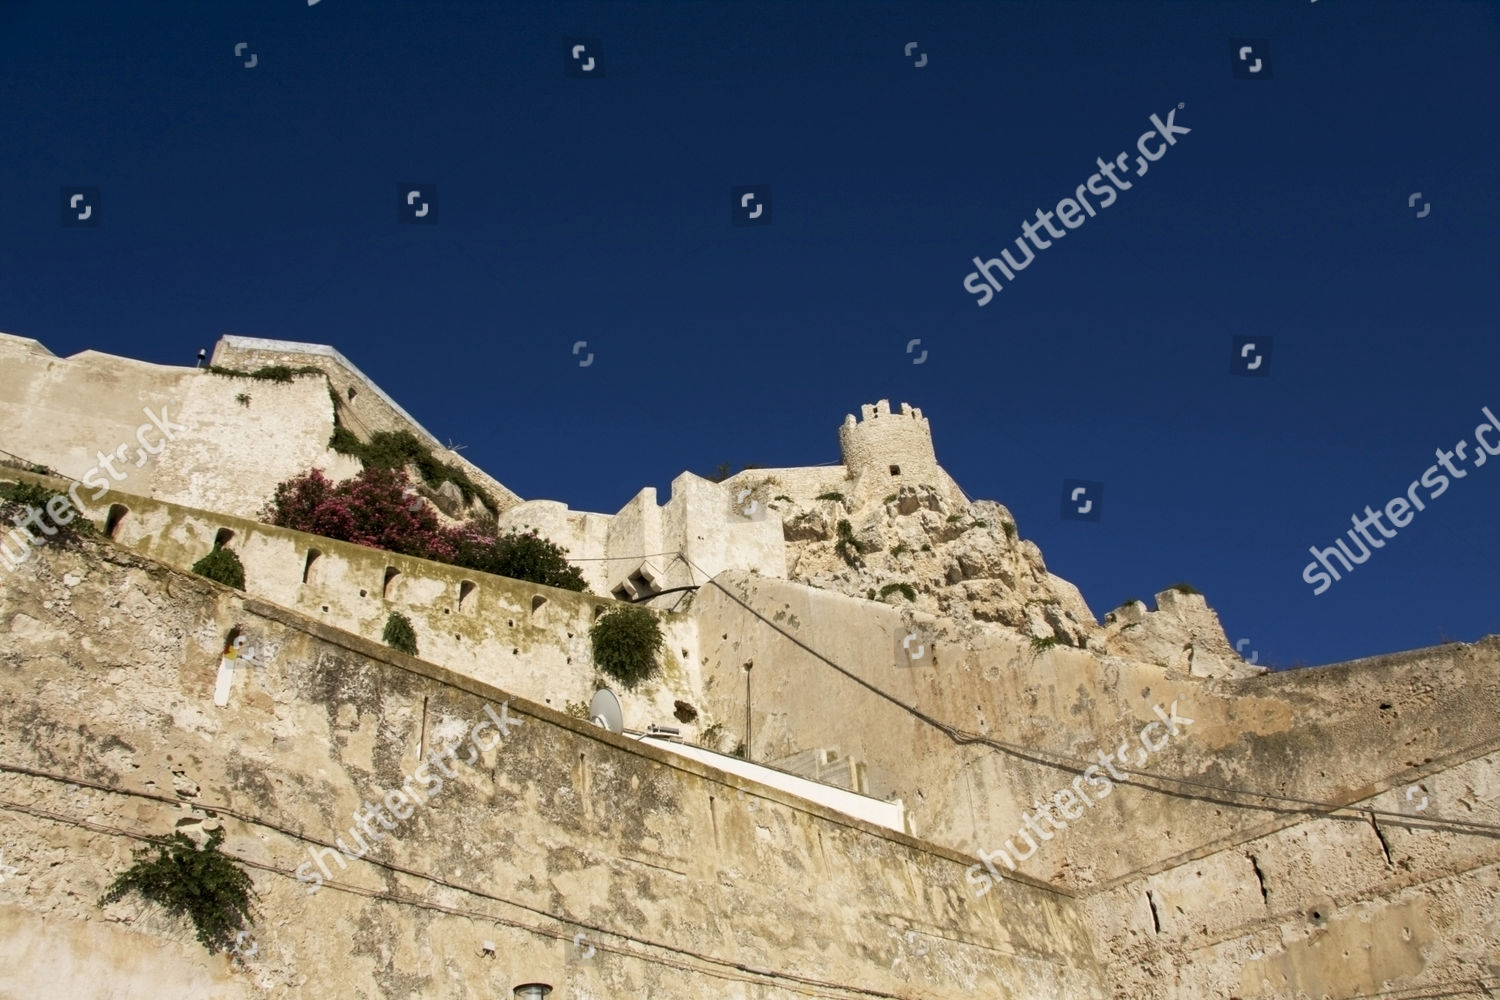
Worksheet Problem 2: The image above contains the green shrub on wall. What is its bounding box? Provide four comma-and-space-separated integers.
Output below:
589, 605, 663, 690
0, 480, 95, 547
383, 612, 418, 655
208, 364, 322, 383
99, 828, 255, 956
326, 428, 498, 516
191, 547, 245, 590
453, 529, 587, 593
879, 581, 916, 602
834, 519, 866, 567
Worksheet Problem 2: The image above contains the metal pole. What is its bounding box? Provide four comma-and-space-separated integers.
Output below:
743, 661, 752, 761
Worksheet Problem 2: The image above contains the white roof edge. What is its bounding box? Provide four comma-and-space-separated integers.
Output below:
215, 335, 445, 452
0, 332, 58, 357
636, 733, 905, 833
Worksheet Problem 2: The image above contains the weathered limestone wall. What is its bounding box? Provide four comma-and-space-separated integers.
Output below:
209, 335, 521, 514
1082, 746, 1500, 998
498, 500, 614, 594
17, 475, 702, 739
721, 465, 851, 505
604, 487, 665, 596
497, 475, 785, 601
661, 472, 786, 590
692, 572, 1500, 894
0, 538, 1107, 1000
1100, 589, 1262, 680
0, 333, 358, 521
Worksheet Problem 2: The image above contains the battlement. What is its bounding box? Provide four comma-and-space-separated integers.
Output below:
849, 399, 927, 425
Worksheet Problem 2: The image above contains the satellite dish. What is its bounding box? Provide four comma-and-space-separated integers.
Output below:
589, 688, 623, 733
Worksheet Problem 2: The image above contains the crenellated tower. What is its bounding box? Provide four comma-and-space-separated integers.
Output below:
837, 399, 944, 489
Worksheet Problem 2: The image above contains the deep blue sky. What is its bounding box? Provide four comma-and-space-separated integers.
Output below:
3, 0, 1497, 669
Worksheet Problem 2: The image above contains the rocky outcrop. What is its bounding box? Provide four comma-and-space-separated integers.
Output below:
1098, 587, 1265, 679
777, 483, 1098, 648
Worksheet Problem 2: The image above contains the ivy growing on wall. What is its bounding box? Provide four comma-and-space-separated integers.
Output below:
99, 828, 255, 956
208, 364, 323, 383
327, 427, 497, 516
0, 480, 95, 547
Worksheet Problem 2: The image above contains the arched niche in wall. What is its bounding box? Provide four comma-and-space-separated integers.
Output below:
104, 504, 129, 540
302, 548, 322, 585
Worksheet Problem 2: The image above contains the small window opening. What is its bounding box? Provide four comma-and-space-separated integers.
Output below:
889, 465, 901, 476
302, 548, 321, 584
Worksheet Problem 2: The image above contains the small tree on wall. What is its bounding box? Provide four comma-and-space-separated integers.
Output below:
382, 612, 418, 655
98, 828, 255, 956
589, 605, 663, 690
192, 547, 246, 590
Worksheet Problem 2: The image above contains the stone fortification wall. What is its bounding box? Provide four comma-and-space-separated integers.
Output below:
11, 474, 700, 738
498, 499, 614, 593
692, 572, 1500, 893
1083, 743, 1500, 999
0, 537, 1106, 999
722, 465, 851, 504
604, 487, 666, 596
210, 335, 521, 514
660, 472, 786, 589
497, 474, 785, 601
0, 333, 359, 521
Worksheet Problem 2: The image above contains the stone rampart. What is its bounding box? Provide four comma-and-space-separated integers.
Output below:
0, 333, 360, 521
1, 472, 700, 737
0, 537, 1106, 999
210, 335, 521, 514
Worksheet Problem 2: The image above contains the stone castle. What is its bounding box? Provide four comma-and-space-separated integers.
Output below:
0, 330, 1496, 999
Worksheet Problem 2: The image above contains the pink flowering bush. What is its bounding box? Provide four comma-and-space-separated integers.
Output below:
262, 467, 586, 592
